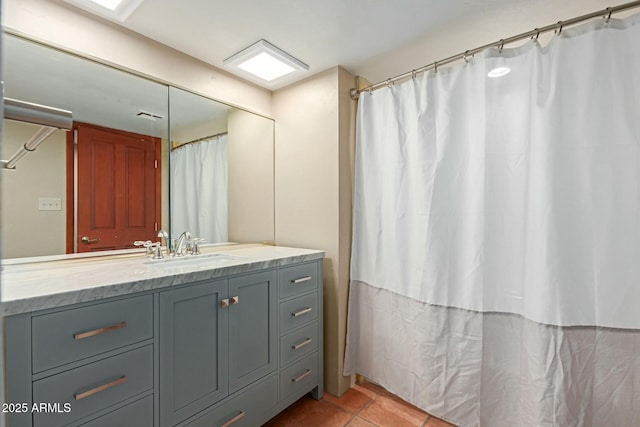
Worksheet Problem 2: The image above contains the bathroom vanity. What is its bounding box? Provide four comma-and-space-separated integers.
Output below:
2, 245, 324, 427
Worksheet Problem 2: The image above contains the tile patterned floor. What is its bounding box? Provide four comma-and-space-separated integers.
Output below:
264, 382, 458, 427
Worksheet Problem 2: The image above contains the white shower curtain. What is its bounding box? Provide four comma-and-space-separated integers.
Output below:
345, 14, 640, 427
170, 135, 228, 243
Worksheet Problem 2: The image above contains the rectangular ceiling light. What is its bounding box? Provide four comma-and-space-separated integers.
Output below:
63, 0, 144, 22
88, 0, 123, 9
223, 40, 308, 86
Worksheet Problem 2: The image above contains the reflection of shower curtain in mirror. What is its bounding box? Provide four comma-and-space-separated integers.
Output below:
170, 135, 228, 243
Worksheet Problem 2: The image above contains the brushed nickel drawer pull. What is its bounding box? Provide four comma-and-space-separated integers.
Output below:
221, 298, 230, 308
74, 375, 127, 401
221, 411, 246, 427
292, 338, 312, 350
73, 321, 127, 340
291, 276, 312, 284
291, 369, 312, 383
291, 307, 312, 317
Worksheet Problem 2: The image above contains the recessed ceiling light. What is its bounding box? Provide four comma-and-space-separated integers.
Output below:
238, 52, 296, 81
88, 0, 124, 10
224, 40, 308, 86
63, 0, 144, 22
488, 66, 511, 78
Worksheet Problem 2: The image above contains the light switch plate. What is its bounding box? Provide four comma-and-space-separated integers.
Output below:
38, 198, 62, 211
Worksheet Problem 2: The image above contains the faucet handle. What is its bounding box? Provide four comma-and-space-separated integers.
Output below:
134, 240, 155, 256
149, 242, 163, 260
191, 238, 205, 255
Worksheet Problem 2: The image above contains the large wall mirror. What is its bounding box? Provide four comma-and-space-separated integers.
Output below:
169, 88, 274, 246
1, 34, 275, 260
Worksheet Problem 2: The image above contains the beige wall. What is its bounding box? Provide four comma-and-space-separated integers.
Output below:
227, 110, 275, 243
273, 66, 355, 396
5, 0, 272, 118
337, 67, 356, 392
1, 121, 67, 258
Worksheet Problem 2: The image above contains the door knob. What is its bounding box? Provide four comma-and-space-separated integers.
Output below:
81, 236, 100, 244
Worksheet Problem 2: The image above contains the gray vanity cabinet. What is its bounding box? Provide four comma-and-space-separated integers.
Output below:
227, 271, 277, 393
4, 257, 323, 427
159, 279, 229, 427
160, 270, 278, 427
4, 295, 155, 427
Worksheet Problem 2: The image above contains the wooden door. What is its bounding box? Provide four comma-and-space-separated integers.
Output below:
159, 280, 229, 427
72, 123, 160, 252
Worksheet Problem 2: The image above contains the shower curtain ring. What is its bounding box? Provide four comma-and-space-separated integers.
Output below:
411, 69, 417, 79
555, 21, 563, 35
605, 8, 612, 23
498, 39, 504, 53
434, 61, 438, 73
463, 50, 471, 63
531, 28, 540, 40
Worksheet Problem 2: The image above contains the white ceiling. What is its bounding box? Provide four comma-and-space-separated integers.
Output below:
103, 0, 611, 90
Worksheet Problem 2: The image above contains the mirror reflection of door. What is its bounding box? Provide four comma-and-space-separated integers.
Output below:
66, 123, 161, 253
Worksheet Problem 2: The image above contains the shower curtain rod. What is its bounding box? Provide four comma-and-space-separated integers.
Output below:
350, 0, 640, 100
171, 131, 228, 151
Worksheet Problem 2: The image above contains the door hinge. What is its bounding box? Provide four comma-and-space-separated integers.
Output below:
154, 159, 158, 169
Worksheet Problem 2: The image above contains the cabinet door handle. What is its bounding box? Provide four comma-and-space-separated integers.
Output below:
291, 307, 312, 317
221, 298, 230, 308
291, 369, 312, 383
73, 321, 127, 340
221, 411, 246, 427
74, 375, 127, 401
291, 276, 311, 284
292, 338, 312, 350
231, 296, 239, 305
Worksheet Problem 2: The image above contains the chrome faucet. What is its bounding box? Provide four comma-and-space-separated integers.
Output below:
174, 231, 191, 257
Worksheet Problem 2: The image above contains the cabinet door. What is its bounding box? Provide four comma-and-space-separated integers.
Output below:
228, 270, 277, 393
159, 280, 228, 427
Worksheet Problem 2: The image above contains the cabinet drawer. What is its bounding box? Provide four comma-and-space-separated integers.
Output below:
280, 292, 318, 334
79, 395, 153, 427
32, 295, 153, 373
279, 353, 318, 401
279, 262, 318, 299
280, 322, 318, 367
184, 375, 277, 427
33, 345, 153, 427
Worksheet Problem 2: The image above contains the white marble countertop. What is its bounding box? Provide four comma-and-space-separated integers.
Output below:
0, 245, 324, 316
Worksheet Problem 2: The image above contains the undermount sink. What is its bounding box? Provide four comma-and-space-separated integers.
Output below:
144, 252, 245, 269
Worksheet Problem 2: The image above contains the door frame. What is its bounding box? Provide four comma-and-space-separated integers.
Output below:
66, 122, 162, 253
